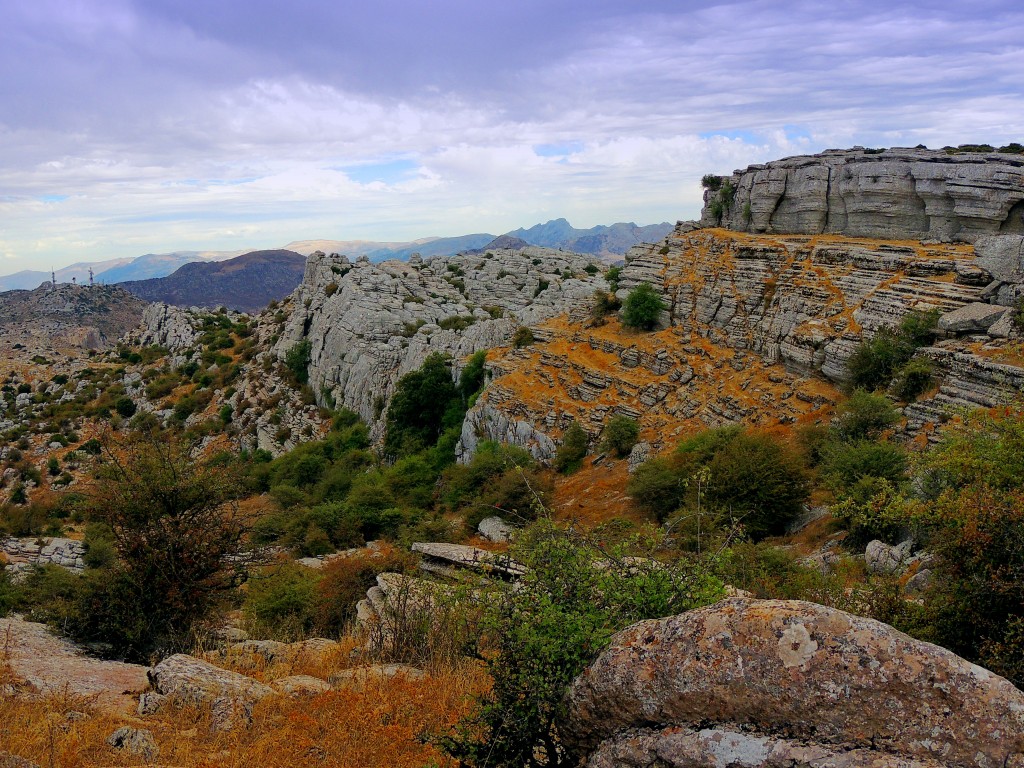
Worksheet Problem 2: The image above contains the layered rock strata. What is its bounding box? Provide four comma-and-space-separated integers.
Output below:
701, 147, 1024, 242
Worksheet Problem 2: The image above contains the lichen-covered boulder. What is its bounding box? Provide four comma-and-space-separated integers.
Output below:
564, 598, 1024, 767
148, 653, 274, 707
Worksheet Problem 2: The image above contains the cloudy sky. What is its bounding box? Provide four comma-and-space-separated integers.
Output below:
1, 0, 1022, 272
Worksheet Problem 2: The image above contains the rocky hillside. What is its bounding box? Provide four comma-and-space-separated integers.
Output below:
702, 146, 1024, 241
258, 226, 1023, 467
0, 283, 147, 371
119, 250, 305, 312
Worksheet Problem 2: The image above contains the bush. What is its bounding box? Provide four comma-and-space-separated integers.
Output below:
822, 440, 909, 492
284, 339, 312, 385
620, 282, 665, 330
512, 326, 535, 348
73, 432, 247, 660
384, 353, 459, 458
830, 477, 915, 546
114, 396, 136, 418
918, 484, 1024, 687
889, 356, 934, 402
845, 310, 939, 392
553, 422, 588, 474
243, 563, 321, 641
441, 520, 723, 767
600, 415, 640, 458
589, 290, 621, 325
832, 390, 899, 442
629, 427, 810, 541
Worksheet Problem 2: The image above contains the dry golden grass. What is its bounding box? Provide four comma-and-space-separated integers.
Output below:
0, 658, 488, 767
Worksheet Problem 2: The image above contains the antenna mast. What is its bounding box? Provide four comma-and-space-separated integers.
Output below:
89, 267, 94, 288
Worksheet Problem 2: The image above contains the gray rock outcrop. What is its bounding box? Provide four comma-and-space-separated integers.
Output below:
702, 147, 1024, 242
273, 247, 607, 443
565, 598, 1024, 767
147, 653, 274, 709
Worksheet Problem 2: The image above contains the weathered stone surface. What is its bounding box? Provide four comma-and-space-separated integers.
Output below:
565, 598, 1024, 767
702, 148, 1024, 242
1, 536, 85, 573
0, 615, 148, 714
106, 727, 158, 760
148, 654, 274, 707
986, 308, 1019, 338
864, 539, 913, 575
937, 302, 1007, 333
210, 695, 254, 732
477, 516, 514, 543
270, 675, 333, 697
0, 753, 40, 768
134, 302, 202, 352
411, 542, 525, 577
273, 247, 608, 446
585, 725, 945, 768
974, 234, 1024, 283
328, 664, 426, 691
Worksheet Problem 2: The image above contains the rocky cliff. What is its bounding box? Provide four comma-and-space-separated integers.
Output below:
272, 247, 607, 441
460, 225, 1024, 460
701, 147, 1024, 242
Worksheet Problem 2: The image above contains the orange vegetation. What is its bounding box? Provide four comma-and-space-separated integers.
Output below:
0, 659, 487, 768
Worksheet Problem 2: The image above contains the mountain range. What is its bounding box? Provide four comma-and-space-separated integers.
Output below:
0, 219, 672, 291
118, 250, 307, 313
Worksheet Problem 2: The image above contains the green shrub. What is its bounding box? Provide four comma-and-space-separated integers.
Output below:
243, 563, 321, 641
114, 396, 136, 418
384, 353, 459, 458
832, 390, 899, 442
821, 440, 909, 492
600, 415, 640, 457
845, 310, 939, 392
589, 290, 621, 325
512, 326, 535, 348
830, 477, 915, 546
604, 266, 622, 292
890, 356, 934, 402
621, 283, 665, 330
700, 173, 722, 190
284, 339, 312, 385
442, 520, 723, 768
553, 422, 589, 474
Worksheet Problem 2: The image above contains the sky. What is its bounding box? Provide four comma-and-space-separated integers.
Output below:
1, 0, 1023, 273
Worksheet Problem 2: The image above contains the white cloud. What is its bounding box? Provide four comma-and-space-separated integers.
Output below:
1, 0, 1022, 271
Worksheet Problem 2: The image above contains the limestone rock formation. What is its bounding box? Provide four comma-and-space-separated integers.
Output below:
564, 598, 1024, 767
273, 247, 607, 441
702, 148, 1024, 242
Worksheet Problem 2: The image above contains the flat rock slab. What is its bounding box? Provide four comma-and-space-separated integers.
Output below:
0, 615, 148, 714
411, 542, 525, 577
149, 653, 274, 706
937, 302, 1008, 333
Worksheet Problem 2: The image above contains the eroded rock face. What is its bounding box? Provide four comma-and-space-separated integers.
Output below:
273, 247, 607, 442
702, 148, 1024, 242
565, 598, 1024, 767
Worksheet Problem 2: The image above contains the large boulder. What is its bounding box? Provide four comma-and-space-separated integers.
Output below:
937, 302, 1008, 333
565, 598, 1024, 767
148, 653, 274, 707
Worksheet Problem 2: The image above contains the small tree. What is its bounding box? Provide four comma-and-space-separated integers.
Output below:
553, 422, 589, 474
621, 283, 665, 330
601, 415, 640, 457
75, 431, 247, 660
284, 338, 312, 385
